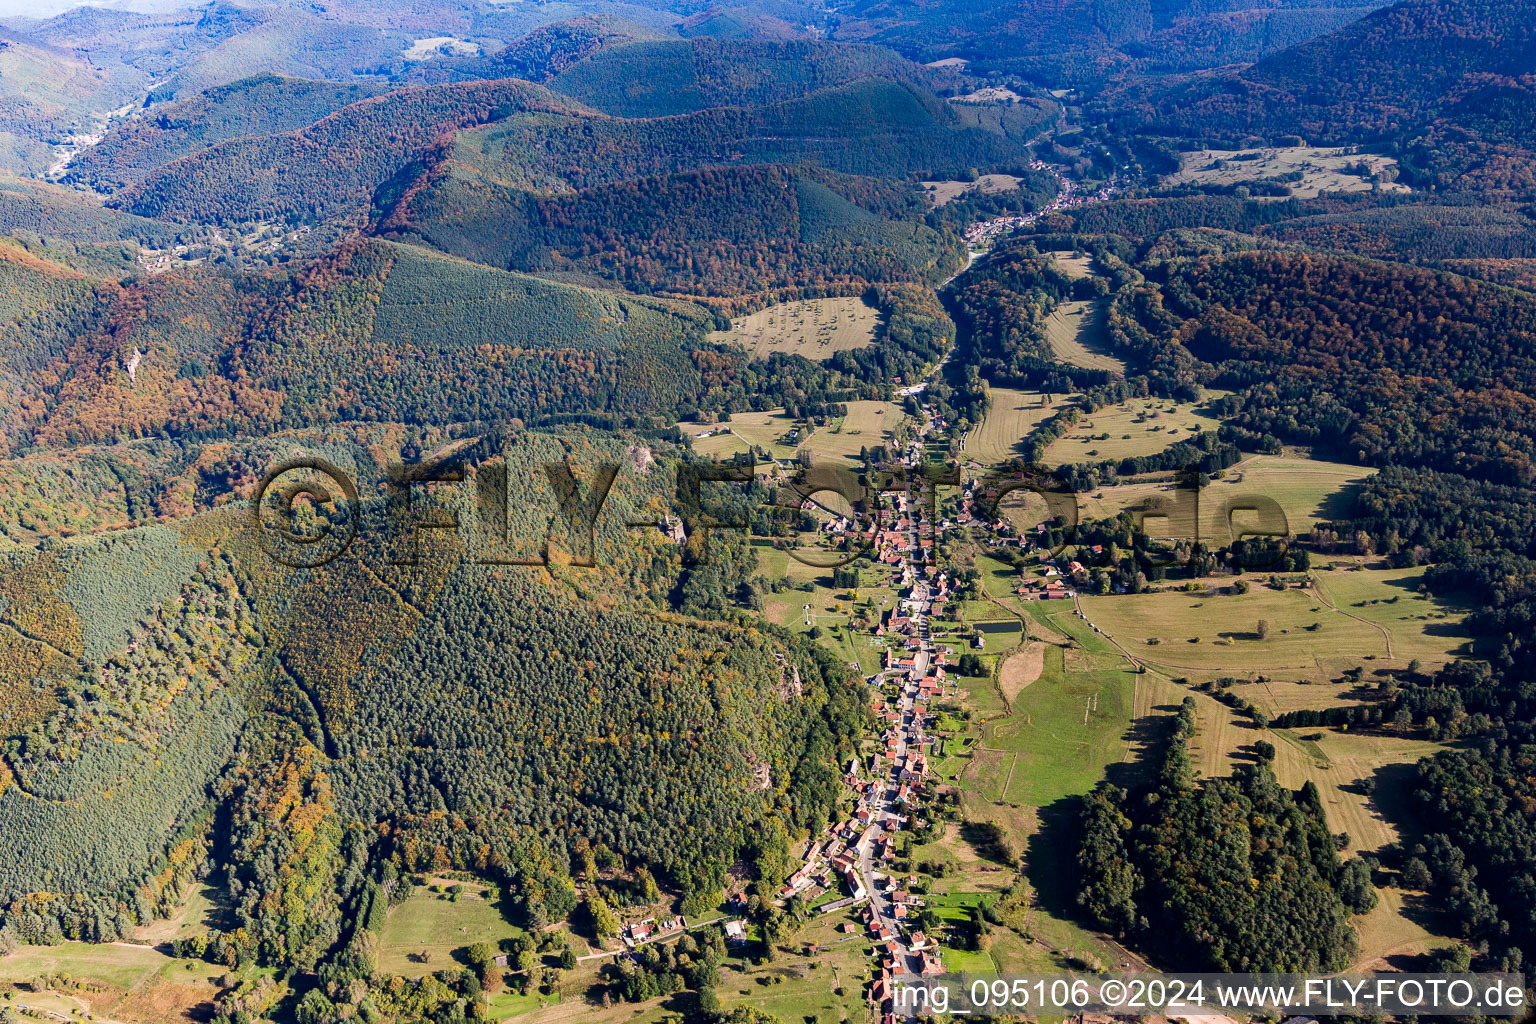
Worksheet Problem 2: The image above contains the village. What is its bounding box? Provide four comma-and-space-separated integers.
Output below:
964, 162, 1130, 248
740, 401, 1087, 1024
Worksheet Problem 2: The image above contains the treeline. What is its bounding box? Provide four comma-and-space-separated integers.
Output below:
1077, 697, 1372, 971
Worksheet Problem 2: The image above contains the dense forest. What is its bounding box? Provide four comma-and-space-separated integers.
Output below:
66, 74, 389, 192
1077, 698, 1373, 971
385, 164, 961, 305
111, 79, 586, 224
545, 38, 928, 117
449, 77, 1035, 192
1096, 0, 1536, 196
824, 0, 1384, 85
0, 431, 869, 977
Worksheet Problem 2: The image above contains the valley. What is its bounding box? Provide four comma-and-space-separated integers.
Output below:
1, 0, 1536, 1022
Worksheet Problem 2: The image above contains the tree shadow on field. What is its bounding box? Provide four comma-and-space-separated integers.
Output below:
1105, 700, 1174, 790
961, 820, 1017, 864
1024, 796, 1088, 925
1366, 760, 1424, 838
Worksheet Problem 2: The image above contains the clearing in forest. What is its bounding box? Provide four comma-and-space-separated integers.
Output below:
965, 387, 1075, 465
1043, 298, 1124, 373
707, 296, 880, 359
1168, 146, 1410, 198
1040, 395, 1222, 468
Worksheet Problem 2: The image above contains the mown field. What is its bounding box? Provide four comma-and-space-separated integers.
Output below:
1074, 453, 1370, 539
1078, 566, 1467, 685
1042, 299, 1124, 374
1167, 146, 1411, 199
1049, 250, 1095, 279
706, 296, 881, 359
1040, 395, 1223, 467
964, 387, 1075, 466
680, 401, 903, 464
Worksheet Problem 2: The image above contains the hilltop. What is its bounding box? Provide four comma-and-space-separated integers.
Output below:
112, 78, 587, 224
1101, 0, 1536, 193
67, 74, 390, 192
828, 0, 1392, 83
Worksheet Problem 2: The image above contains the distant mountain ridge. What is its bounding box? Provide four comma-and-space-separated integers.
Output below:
1105, 0, 1536, 143
827, 0, 1392, 84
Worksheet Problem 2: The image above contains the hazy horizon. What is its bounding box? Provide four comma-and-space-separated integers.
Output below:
0, 0, 189, 18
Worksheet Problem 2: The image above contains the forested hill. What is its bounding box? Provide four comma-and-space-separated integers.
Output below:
110, 78, 589, 224
66, 74, 390, 192
544, 37, 928, 117
381, 162, 959, 304
0, 237, 725, 453
826, 0, 1390, 84
0, 433, 869, 962
1243, 0, 1536, 121
445, 77, 1037, 191
1101, 0, 1536, 194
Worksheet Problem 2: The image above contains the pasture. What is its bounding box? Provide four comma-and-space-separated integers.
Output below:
1074, 454, 1371, 539
965, 556, 1457, 972
1049, 251, 1095, 279
1039, 395, 1224, 468
378, 878, 522, 977
923, 174, 1026, 206
1078, 567, 1468, 685
707, 296, 881, 359
1351, 887, 1443, 968
0, 941, 237, 1024
1314, 566, 1471, 668
1043, 299, 1125, 373
678, 400, 903, 465
969, 600, 1138, 810
714, 912, 872, 1024
1168, 146, 1411, 198
964, 387, 1074, 466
